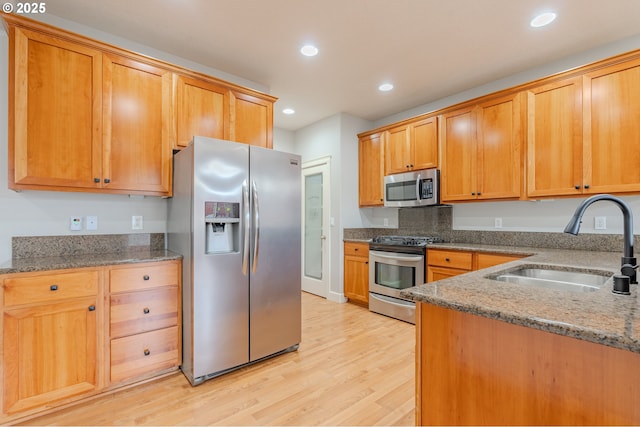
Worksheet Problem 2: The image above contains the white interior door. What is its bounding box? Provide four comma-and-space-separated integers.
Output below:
301, 157, 331, 297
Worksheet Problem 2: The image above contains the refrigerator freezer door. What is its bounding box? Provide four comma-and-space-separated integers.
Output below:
248, 146, 302, 361
190, 138, 250, 380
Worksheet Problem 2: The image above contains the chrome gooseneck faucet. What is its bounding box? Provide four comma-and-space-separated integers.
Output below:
564, 194, 637, 285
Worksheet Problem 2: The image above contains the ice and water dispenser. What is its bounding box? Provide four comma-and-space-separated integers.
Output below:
204, 201, 239, 254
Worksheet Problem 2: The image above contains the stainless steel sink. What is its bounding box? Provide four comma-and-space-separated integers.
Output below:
487, 266, 612, 292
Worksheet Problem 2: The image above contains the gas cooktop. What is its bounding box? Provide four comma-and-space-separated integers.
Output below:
371, 235, 444, 247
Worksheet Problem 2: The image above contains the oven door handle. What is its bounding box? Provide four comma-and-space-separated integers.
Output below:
369, 251, 424, 262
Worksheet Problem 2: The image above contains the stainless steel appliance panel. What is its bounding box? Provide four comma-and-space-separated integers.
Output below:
248, 146, 301, 361
191, 139, 250, 379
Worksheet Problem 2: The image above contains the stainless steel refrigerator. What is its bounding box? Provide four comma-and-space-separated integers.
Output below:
167, 136, 301, 386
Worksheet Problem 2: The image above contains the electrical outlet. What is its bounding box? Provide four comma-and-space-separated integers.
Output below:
132, 215, 144, 230
86, 216, 98, 230
70, 216, 82, 231
494, 217, 503, 228
595, 216, 607, 230
383, 218, 389, 226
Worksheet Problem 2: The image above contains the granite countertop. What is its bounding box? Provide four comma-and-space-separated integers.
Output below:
0, 249, 182, 275
402, 243, 640, 354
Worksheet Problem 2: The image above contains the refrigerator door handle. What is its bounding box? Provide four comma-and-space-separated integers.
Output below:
252, 179, 260, 273
242, 179, 250, 275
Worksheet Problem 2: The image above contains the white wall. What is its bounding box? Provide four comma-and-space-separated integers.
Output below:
0, 14, 273, 263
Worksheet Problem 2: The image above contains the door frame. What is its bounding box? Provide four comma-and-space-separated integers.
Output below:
301, 156, 331, 298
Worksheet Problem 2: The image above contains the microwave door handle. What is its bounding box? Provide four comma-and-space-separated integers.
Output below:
416, 174, 422, 200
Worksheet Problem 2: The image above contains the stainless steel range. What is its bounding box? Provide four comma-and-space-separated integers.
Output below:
369, 235, 443, 324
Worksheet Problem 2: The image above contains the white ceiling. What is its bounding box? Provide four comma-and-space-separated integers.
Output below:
44, 0, 640, 131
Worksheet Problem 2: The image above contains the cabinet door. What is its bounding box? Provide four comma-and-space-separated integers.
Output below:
102, 54, 173, 195
344, 255, 369, 305
584, 58, 640, 194
385, 125, 412, 174
440, 108, 477, 201
3, 297, 98, 414
10, 27, 102, 191
229, 91, 273, 148
526, 77, 583, 197
411, 116, 438, 170
359, 133, 385, 207
476, 93, 523, 200
174, 74, 229, 148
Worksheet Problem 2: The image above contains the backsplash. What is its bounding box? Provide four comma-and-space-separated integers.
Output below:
12, 233, 165, 258
344, 205, 637, 252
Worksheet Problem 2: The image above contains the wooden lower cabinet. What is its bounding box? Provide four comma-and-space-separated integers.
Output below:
2, 269, 101, 416
343, 242, 369, 305
108, 261, 181, 386
427, 248, 524, 282
0, 259, 181, 423
416, 303, 640, 425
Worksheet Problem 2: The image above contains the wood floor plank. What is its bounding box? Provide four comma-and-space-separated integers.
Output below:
19, 292, 415, 426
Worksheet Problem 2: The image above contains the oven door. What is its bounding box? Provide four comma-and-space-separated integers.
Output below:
369, 250, 425, 299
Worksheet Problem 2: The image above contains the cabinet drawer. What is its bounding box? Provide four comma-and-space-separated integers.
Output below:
344, 242, 369, 257
475, 253, 524, 270
110, 287, 179, 338
110, 326, 179, 384
110, 262, 178, 293
3, 270, 98, 307
428, 250, 473, 270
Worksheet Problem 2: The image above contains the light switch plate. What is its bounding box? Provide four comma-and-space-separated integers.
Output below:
595, 216, 607, 230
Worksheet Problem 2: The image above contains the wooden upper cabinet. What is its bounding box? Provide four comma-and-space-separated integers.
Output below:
174, 74, 229, 148
102, 54, 172, 196
9, 27, 103, 191
229, 91, 274, 148
411, 116, 438, 170
441, 93, 522, 202
385, 116, 438, 175
526, 77, 583, 197
440, 106, 477, 201
359, 132, 385, 207
476, 93, 522, 200
583, 58, 640, 194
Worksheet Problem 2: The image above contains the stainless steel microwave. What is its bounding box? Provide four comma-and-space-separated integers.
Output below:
383, 169, 440, 207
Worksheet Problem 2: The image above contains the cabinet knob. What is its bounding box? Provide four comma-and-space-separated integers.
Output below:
575, 185, 581, 190
143, 275, 150, 281
144, 349, 151, 356
94, 178, 100, 183
471, 192, 476, 196
104, 178, 111, 184
143, 307, 150, 314
584, 184, 590, 189
88, 305, 96, 311
50, 284, 58, 291
445, 258, 450, 262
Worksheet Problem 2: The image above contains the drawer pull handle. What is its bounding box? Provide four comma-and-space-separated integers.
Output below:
88, 305, 96, 311
50, 285, 58, 291
143, 307, 150, 314
143, 275, 150, 281
144, 349, 151, 356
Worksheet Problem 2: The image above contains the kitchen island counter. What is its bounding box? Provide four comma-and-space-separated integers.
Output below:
403, 243, 640, 354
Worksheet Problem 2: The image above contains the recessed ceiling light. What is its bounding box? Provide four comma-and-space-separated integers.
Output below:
530, 12, 557, 28
300, 44, 319, 57
378, 83, 394, 92
282, 108, 295, 115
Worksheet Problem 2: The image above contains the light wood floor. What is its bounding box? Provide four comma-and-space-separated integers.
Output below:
22, 292, 416, 426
